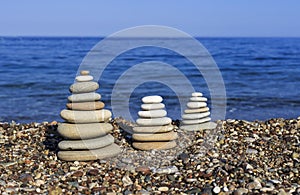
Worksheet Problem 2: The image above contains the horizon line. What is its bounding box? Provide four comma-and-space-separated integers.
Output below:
1, 35, 300, 39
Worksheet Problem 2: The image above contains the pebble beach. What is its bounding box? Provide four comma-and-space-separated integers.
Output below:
0, 118, 299, 194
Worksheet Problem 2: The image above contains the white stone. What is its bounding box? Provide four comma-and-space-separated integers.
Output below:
138, 110, 167, 118
75, 75, 93, 82
181, 117, 211, 125
58, 143, 121, 161
141, 103, 165, 110
189, 97, 207, 102
184, 107, 209, 114
136, 117, 172, 126
68, 92, 101, 102
182, 112, 210, 120
187, 102, 207, 109
142, 95, 163, 103
192, 92, 203, 97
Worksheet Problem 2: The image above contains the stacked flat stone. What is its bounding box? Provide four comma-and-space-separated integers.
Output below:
180, 92, 216, 131
132, 95, 178, 150
57, 70, 121, 161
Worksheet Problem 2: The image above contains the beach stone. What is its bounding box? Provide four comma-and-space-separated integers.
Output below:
189, 97, 207, 102
132, 141, 176, 150
136, 117, 172, 126
132, 131, 178, 141
60, 109, 112, 123
138, 110, 167, 118
75, 75, 94, 82
192, 92, 203, 97
58, 123, 113, 139
133, 124, 174, 133
57, 143, 121, 161
58, 134, 114, 150
142, 95, 163, 103
68, 92, 101, 102
187, 102, 207, 109
141, 103, 165, 110
180, 122, 217, 131
80, 70, 90, 75
181, 117, 211, 125
66, 101, 105, 110
184, 107, 209, 114
69, 81, 99, 93
182, 112, 210, 120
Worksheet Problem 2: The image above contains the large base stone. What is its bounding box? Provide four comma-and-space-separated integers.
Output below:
58, 134, 114, 150
57, 143, 121, 161
180, 122, 217, 131
132, 131, 178, 141
132, 141, 176, 150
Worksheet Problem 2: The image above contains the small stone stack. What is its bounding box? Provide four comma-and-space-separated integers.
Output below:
57, 70, 121, 161
132, 95, 177, 150
180, 92, 216, 131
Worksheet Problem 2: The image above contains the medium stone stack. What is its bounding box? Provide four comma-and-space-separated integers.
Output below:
180, 92, 216, 131
132, 95, 177, 150
57, 70, 121, 161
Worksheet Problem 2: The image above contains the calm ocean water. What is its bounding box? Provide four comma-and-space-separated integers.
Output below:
0, 37, 300, 123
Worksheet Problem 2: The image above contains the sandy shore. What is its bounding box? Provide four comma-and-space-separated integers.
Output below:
0, 118, 299, 194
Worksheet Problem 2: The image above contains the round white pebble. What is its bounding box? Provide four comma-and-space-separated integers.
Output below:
142, 95, 163, 103
75, 75, 94, 82
192, 92, 203, 97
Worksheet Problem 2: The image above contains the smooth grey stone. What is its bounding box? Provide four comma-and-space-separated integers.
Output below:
75, 75, 93, 82
57, 143, 121, 161
181, 117, 211, 125
189, 97, 207, 102
192, 92, 203, 97
138, 110, 167, 118
184, 107, 209, 114
133, 124, 174, 133
68, 92, 101, 102
180, 122, 217, 131
60, 109, 112, 123
136, 117, 172, 126
142, 95, 163, 103
141, 103, 165, 110
58, 134, 114, 150
187, 102, 207, 109
69, 81, 99, 93
66, 101, 104, 110
182, 112, 210, 120
57, 123, 113, 139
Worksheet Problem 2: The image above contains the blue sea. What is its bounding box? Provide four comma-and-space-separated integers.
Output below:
0, 37, 300, 123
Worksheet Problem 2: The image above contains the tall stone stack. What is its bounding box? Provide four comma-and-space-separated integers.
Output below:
132, 95, 178, 150
57, 70, 121, 161
180, 92, 216, 131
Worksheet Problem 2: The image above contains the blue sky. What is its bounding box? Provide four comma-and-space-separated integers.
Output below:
0, 0, 299, 37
